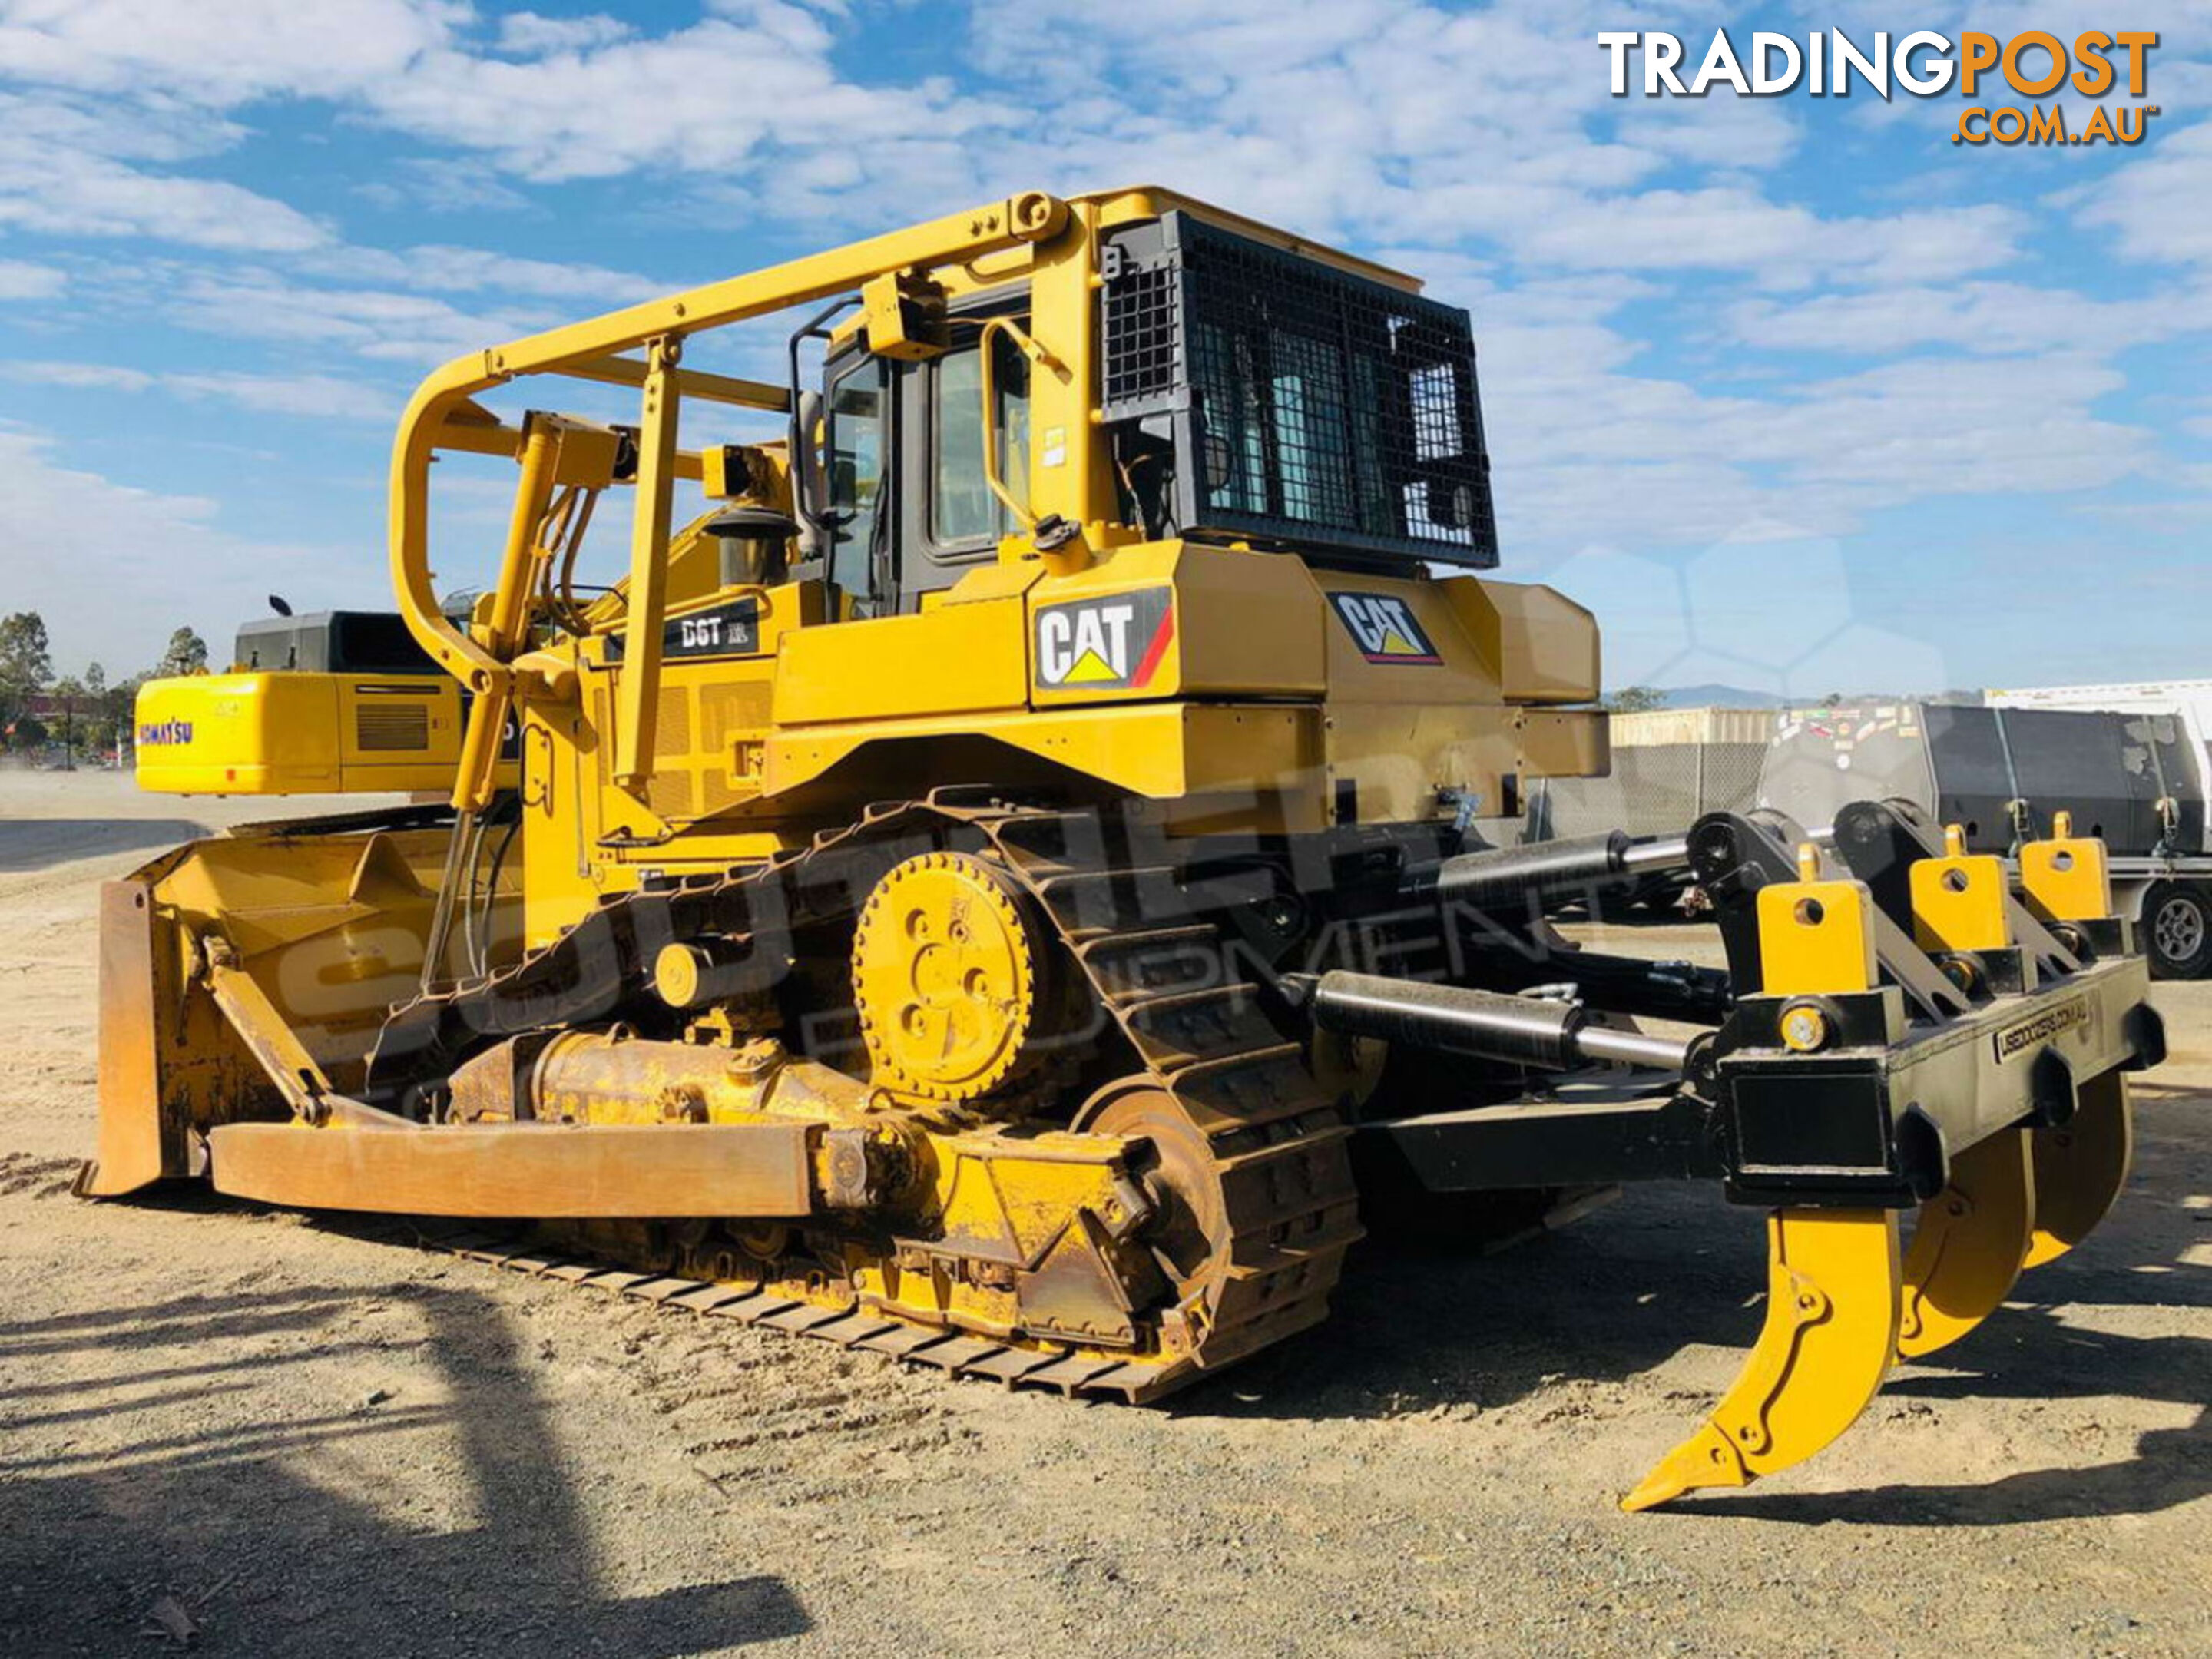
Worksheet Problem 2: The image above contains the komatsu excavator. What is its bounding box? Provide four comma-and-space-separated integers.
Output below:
84, 189, 2165, 1509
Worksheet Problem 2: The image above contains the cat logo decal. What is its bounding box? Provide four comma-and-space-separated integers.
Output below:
1035, 588, 1175, 690
1329, 591, 1442, 664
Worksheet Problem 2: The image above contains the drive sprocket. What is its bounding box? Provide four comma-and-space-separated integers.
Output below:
853, 849, 1048, 1104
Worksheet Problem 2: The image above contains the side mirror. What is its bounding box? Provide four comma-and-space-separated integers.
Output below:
793, 388, 825, 558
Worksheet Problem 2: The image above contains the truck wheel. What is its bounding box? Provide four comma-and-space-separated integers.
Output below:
2143, 882, 2212, 979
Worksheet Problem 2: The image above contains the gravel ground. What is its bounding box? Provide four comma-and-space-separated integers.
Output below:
2, 769, 2207, 1656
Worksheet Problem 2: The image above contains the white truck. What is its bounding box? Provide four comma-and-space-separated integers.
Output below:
1759, 687, 2212, 979
1985, 680, 2212, 979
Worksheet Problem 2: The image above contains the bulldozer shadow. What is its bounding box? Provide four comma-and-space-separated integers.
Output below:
0, 1276, 810, 1654
1172, 1183, 1787, 1422
0, 815, 212, 874
1690, 1310, 2212, 1527
1175, 1094, 2212, 1525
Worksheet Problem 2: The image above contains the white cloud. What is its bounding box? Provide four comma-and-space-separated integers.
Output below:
0, 426, 370, 674
1726, 278, 2212, 357
0, 0, 1012, 199
495, 11, 631, 56
299, 242, 666, 303
2075, 117, 2212, 267
0, 257, 63, 297
1470, 267, 2158, 560
4, 359, 392, 419
0, 94, 327, 250
1481, 187, 2022, 287
164, 372, 393, 420
365, 16, 1018, 187
0, 0, 2069, 290
0, 0, 463, 105
354, 156, 536, 215
158, 267, 548, 362
5, 359, 154, 390
0, 145, 327, 248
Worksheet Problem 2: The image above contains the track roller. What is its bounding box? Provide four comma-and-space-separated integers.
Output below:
2024, 1070, 2133, 1270
1621, 1208, 1901, 1512
1896, 1129, 2035, 1359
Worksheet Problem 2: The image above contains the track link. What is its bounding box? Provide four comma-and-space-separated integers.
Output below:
380, 791, 1362, 1401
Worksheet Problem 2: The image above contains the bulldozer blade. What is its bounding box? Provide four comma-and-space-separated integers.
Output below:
1621, 1208, 1901, 1513
210, 1119, 814, 1218
2023, 1069, 2132, 1270
1896, 1129, 2035, 1360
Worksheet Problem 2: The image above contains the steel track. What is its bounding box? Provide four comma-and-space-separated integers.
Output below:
382, 791, 1363, 1401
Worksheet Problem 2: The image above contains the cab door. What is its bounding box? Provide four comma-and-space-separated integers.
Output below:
823, 353, 892, 618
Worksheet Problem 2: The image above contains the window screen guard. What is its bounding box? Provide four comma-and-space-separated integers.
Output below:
1099, 211, 1498, 568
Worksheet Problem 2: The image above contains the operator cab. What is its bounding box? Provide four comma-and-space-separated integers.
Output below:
802, 293, 1034, 618
790, 207, 1498, 621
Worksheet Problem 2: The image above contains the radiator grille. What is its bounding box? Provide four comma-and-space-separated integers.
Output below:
700, 683, 773, 751
647, 687, 697, 820
644, 680, 773, 823
354, 699, 431, 752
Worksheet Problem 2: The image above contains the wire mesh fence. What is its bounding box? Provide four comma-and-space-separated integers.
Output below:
1526, 740, 1770, 843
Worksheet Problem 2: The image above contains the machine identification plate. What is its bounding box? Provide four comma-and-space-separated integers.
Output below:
1034, 588, 1175, 691
1328, 591, 1442, 664
607, 598, 762, 662
1992, 995, 2090, 1062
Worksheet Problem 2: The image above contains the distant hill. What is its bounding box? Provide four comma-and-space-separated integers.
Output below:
1624, 684, 1984, 710
1647, 684, 1790, 710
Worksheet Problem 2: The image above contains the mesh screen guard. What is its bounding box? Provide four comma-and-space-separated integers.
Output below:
1100, 212, 1497, 567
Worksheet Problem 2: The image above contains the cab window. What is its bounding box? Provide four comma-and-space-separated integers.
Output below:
828, 358, 888, 609
931, 331, 1030, 548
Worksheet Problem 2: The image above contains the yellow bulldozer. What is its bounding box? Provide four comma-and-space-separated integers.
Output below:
81, 188, 2166, 1510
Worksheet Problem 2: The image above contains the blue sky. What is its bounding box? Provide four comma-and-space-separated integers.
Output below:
0, 0, 2207, 698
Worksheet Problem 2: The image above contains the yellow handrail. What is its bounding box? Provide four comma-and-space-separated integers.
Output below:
386, 192, 1071, 727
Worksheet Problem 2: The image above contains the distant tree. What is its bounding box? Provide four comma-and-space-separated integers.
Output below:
154, 627, 210, 679
0, 611, 52, 722
100, 671, 144, 755
6, 714, 48, 753
75, 665, 117, 756
49, 674, 85, 765
1602, 685, 1668, 714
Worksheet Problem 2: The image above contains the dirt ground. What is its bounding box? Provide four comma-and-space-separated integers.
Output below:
2, 769, 2207, 1657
